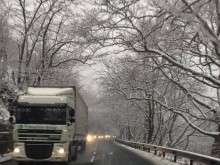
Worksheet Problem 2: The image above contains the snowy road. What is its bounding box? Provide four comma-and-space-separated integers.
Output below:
85, 140, 163, 165
1, 140, 167, 165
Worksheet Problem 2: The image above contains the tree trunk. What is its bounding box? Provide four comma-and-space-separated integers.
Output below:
17, 59, 22, 89
213, 76, 220, 157
211, 125, 220, 158
143, 115, 148, 143
147, 99, 154, 143
0, 49, 7, 79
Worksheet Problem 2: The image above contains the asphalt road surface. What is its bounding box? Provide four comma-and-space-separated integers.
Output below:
2, 140, 161, 165
84, 140, 160, 165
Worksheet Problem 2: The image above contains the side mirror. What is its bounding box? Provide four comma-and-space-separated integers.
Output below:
67, 117, 75, 126
69, 110, 74, 118
9, 116, 16, 124
69, 117, 75, 123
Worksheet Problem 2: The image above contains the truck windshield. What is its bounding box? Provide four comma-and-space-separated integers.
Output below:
15, 107, 66, 125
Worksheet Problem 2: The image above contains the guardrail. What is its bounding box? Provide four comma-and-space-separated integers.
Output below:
116, 139, 220, 165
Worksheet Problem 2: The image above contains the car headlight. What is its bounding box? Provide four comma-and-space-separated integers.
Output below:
87, 134, 93, 142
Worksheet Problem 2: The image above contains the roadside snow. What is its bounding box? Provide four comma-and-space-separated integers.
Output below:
0, 153, 13, 163
115, 142, 179, 165
0, 105, 9, 120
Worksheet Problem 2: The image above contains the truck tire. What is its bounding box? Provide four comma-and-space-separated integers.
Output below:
72, 146, 78, 161
81, 141, 86, 152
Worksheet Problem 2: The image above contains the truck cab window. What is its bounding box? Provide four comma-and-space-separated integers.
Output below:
15, 106, 67, 125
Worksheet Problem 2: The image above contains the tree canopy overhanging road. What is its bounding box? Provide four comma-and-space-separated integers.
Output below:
1, 0, 220, 164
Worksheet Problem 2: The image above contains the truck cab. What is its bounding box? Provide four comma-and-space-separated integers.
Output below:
10, 87, 88, 165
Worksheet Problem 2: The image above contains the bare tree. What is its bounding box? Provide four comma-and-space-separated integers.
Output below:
98, 57, 196, 150
87, 0, 220, 157
0, 1, 9, 80
0, 0, 96, 106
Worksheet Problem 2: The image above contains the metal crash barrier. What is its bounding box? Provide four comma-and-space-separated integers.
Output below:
115, 139, 220, 165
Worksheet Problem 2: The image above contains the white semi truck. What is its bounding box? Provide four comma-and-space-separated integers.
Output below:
9, 86, 88, 165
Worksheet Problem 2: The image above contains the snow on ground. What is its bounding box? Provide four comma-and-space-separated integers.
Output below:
115, 142, 178, 165
0, 105, 9, 120
0, 153, 13, 163
115, 142, 207, 165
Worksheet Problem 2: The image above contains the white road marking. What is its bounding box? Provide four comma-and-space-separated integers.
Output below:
90, 155, 95, 162
90, 143, 98, 163
109, 152, 114, 155
94, 143, 98, 151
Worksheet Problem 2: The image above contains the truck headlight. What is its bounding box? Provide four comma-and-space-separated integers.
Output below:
14, 147, 20, 153
57, 148, 65, 154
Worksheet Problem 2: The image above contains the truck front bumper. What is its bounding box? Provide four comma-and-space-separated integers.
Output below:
13, 142, 69, 162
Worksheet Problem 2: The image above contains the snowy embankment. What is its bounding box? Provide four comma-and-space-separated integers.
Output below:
0, 153, 13, 164
116, 141, 210, 165
115, 139, 220, 165
0, 106, 12, 164
0, 105, 9, 121
116, 142, 178, 165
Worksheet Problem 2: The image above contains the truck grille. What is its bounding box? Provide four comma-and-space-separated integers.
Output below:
18, 129, 62, 142
25, 143, 53, 159
18, 129, 62, 134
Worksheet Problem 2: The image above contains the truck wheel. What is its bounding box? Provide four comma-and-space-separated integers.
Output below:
81, 141, 86, 152
72, 146, 78, 161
